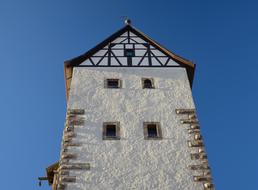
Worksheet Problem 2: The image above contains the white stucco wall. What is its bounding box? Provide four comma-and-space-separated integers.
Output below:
65, 67, 203, 190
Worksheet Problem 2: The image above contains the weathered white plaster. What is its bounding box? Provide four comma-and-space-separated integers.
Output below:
65, 67, 203, 190
151, 49, 166, 57
92, 50, 107, 57
151, 58, 162, 66
135, 49, 146, 56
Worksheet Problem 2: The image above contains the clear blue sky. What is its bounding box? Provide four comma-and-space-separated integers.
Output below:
1, 0, 257, 189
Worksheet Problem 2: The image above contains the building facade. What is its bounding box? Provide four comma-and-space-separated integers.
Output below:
43, 21, 214, 190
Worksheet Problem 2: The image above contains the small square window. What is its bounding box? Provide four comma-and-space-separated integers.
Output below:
103, 122, 120, 140
147, 125, 158, 137
106, 125, 116, 137
143, 122, 162, 139
105, 79, 121, 88
124, 49, 135, 57
142, 78, 155, 89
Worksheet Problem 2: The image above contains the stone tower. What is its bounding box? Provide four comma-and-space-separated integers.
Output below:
42, 21, 215, 190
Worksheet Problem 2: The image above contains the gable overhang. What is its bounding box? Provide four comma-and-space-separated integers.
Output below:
64, 25, 195, 100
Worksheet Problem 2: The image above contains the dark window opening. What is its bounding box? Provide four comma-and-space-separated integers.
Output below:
124, 49, 135, 57
105, 79, 121, 88
103, 122, 120, 140
147, 124, 158, 137
106, 125, 116, 137
142, 78, 154, 89
144, 122, 162, 139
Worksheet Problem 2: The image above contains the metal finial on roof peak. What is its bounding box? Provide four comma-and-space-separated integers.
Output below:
124, 18, 131, 25
121, 16, 131, 25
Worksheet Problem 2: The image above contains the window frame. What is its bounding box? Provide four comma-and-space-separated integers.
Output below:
124, 49, 135, 57
104, 78, 122, 89
103, 122, 121, 140
143, 122, 162, 140
142, 78, 155, 89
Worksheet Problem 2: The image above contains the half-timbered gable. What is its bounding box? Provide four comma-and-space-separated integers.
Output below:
81, 31, 180, 67
64, 24, 196, 99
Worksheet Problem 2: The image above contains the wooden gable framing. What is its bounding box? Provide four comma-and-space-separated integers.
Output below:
80, 31, 181, 67
64, 24, 195, 99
